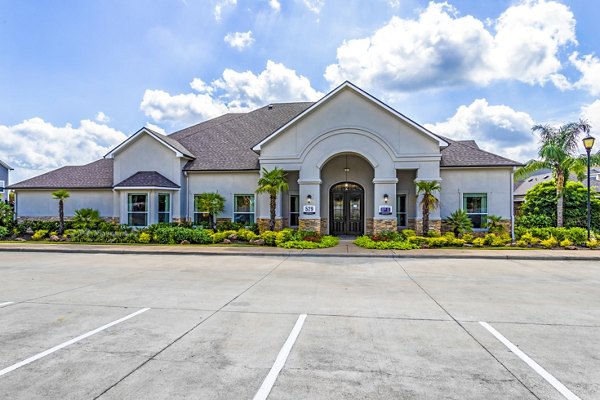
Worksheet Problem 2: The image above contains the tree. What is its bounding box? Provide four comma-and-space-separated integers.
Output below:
195, 192, 225, 230
52, 189, 70, 235
0, 202, 14, 227
443, 209, 473, 237
518, 180, 600, 231
72, 208, 101, 230
415, 180, 441, 235
256, 167, 288, 231
516, 120, 600, 227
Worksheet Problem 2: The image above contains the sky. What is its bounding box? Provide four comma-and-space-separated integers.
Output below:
1, 0, 600, 183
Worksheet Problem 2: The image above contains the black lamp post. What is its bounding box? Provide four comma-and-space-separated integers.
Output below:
582, 134, 595, 241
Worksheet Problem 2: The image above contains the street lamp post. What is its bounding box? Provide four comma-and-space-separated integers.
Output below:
582, 134, 595, 241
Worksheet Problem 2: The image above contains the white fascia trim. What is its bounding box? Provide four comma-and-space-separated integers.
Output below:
372, 178, 399, 184
113, 187, 180, 191
105, 128, 189, 159
252, 81, 448, 152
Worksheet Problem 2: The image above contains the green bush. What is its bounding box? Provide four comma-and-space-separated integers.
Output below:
0, 203, 14, 227
212, 230, 237, 243
560, 238, 573, 247
0, 226, 9, 238
401, 229, 416, 238
275, 228, 295, 246
279, 235, 339, 249
138, 232, 151, 244
354, 235, 419, 250
540, 236, 558, 249
260, 231, 278, 246
443, 209, 473, 236
236, 228, 258, 241
586, 239, 599, 249
32, 229, 49, 240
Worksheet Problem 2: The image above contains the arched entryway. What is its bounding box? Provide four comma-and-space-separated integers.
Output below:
330, 182, 364, 235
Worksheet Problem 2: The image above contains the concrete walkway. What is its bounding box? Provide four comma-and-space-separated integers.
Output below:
1, 240, 599, 260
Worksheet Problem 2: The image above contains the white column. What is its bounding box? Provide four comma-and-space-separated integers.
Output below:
373, 178, 398, 221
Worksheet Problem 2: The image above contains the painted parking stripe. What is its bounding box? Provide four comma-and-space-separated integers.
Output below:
479, 321, 581, 400
0, 308, 150, 377
0, 302, 14, 308
253, 314, 307, 400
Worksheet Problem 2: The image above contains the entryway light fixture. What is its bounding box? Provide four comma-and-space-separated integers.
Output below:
307, 194, 312, 204
383, 194, 389, 203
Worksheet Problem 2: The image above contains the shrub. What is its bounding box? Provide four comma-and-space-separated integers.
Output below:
540, 236, 558, 249
428, 237, 448, 248
138, 232, 151, 244
565, 227, 587, 246
426, 230, 441, 237
443, 209, 473, 236
212, 230, 237, 243
354, 235, 419, 250
236, 228, 258, 242
472, 238, 485, 247
462, 233, 474, 243
407, 236, 429, 246
275, 228, 294, 246
279, 235, 339, 249
260, 231, 278, 246
32, 230, 49, 241
0, 203, 14, 227
401, 229, 416, 238
72, 208, 101, 230
560, 239, 573, 247
586, 239, 599, 249
0, 226, 9, 238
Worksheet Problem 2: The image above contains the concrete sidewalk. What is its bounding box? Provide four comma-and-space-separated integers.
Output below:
0, 240, 599, 260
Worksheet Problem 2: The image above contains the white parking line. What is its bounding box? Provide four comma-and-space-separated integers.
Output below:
0, 308, 150, 377
253, 314, 307, 400
0, 302, 14, 308
479, 321, 581, 400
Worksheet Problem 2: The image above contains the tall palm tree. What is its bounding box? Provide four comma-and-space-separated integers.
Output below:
256, 167, 288, 231
416, 180, 441, 235
52, 189, 70, 235
516, 120, 599, 227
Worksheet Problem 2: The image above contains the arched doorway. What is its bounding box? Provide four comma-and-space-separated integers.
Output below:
330, 182, 364, 235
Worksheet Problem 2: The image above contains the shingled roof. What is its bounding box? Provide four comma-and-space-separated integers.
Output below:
438, 136, 521, 168
114, 171, 179, 188
170, 103, 314, 171
8, 159, 114, 189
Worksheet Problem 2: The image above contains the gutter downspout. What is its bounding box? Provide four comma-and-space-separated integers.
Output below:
184, 171, 189, 222
510, 167, 515, 242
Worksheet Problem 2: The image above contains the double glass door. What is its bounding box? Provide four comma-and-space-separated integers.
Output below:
330, 183, 363, 235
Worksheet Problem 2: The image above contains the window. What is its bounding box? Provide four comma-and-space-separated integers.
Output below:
396, 194, 407, 227
463, 193, 487, 229
158, 193, 170, 223
128, 194, 148, 226
234, 194, 255, 224
0, 180, 4, 193
290, 195, 299, 227
193, 195, 211, 226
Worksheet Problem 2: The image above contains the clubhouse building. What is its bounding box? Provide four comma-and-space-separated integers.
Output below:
9, 82, 520, 235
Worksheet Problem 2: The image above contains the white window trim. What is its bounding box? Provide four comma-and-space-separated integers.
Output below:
128, 193, 149, 227
233, 194, 255, 223
157, 193, 171, 223
192, 194, 211, 225
463, 193, 488, 231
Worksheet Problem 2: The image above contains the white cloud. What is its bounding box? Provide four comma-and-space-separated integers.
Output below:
570, 52, 600, 96
425, 98, 536, 162
0, 118, 127, 183
214, 0, 237, 21
269, 0, 281, 11
146, 123, 166, 135
581, 100, 600, 133
224, 31, 255, 50
95, 111, 110, 123
325, 1, 576, 92
302, 0, 324, 14
140, 60, 323, 125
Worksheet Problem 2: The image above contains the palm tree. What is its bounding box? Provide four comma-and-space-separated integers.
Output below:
484, 215, 505, 234
195, 192, 226, 230
444, 209, 473, 237
52, 189, 70, 235
415, 180, 441, 235
516, 120, 600, 227
256, 167, 288, 231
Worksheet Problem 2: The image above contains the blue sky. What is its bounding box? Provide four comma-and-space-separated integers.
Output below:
1, 0, 599, 182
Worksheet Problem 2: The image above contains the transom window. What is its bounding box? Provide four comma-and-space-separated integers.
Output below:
128, 193, 148, 227
463, 193, 488, 229
234, 194, 255, 224
289, 195, 299, 227
158, 193, 170, 223
396, 194, 407, 228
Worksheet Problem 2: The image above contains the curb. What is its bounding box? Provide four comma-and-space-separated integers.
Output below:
1, 246, 599, 261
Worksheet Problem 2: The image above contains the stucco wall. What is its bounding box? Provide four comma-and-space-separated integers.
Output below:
186, 171, 260, 220
15, 190, 115, 218
0, 166, 8, 201
397, 170, 417, 219
440, 168, 513, 219
113, 134, 182, 185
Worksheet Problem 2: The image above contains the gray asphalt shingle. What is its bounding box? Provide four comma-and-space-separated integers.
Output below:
8, 159, 113, 189
114, 171, 179, 188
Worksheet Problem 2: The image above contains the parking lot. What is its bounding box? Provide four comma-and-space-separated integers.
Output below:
0, 252, 598, 399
